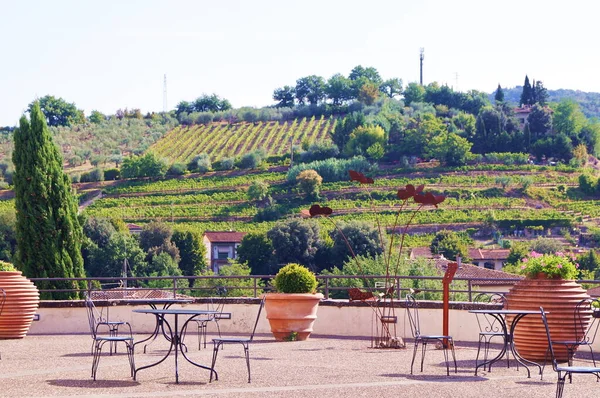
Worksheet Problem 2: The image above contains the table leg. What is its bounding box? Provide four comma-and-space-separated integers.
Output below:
508, 313, 543, 379
133, 314, 174, 381
179, 315, 218, 382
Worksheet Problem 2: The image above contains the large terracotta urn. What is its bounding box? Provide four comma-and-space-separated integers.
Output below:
264, 293, 324, 341
0, 270, 40, 339
505, 276, 590, 362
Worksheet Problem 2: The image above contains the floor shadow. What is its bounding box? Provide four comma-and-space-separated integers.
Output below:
401, 374, 486, 382
47, 379, 140, 388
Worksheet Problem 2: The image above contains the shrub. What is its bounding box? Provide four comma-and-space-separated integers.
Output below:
167, 162, 187, 176
0, 260, 16, 271
273, 263, 317, 293
247, 180, 269, 201
219, 157, 235, 170
103, 168, 120, 181
296, 169, 322, 199
238, 151, 263, 169
286, 156, 372, 183
188, 153, 212, 173
299, 142, 340, 163
71, 174, 81, 183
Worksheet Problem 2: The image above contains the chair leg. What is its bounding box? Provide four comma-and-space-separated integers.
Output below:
475, 335, 483, 367
210, 342, 221, 382
410, 341, 419, 375
420, 342, 427, 372
243, 343, 251, 383
449, 339, 457, 374
556, 371, 567, 398
91, 340, 105, 381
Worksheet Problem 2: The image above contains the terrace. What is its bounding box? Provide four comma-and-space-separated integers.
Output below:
3, 328, 600, 397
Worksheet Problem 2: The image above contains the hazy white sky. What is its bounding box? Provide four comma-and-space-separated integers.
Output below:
2, 0, 599, 126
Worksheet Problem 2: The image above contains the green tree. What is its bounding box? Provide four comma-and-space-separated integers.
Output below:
85, 231, 147, 278
273, 86, 296, 108
121, 152, 168, 178
267, 219, 322, 271
430, 230, 471, 262
344, 125, 386, 157
553, 99, 586, 137
325, 74, 352, 106
533, 80, 549, 106
505, 241, 530, 266
295, 75, 326, 105
172, 230, 207, 287
330, 112, 366, 152
527, 104, 553, 138
329, 221, 385, 265
494, 84, 505, 103
403, 82, 426, 106
237, 233, 275, 275
379, 78, 403, 98
425, 131, 472, 166
529, 237, 564, 254
520, 75, 533, 106
193, 94, 232, 112
13, 101, 86, 299
28, 95, 85, 127
89, 110, 106, 124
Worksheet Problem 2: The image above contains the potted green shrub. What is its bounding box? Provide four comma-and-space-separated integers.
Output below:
264, 263, 324, 341
0, 260, 40, 339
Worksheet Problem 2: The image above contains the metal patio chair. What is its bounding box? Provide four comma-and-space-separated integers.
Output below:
543, 298, 600, 378
473, 292, 511, 370
192, 289, 231, 349
540, 306, 600, 398
405, 294, 457, 376
209, 296, 265, 383
85, 293, 135, 380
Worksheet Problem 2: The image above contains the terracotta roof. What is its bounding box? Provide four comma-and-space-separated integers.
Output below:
203, 231, 247, 243
434, 258, 522, 286
409, 247, 437, 259
468, 248, 510, 261
90, 289, 182, 300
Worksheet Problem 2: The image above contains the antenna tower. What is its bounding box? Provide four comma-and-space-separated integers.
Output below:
419, 48, 424, 86
163, 74, 168, 113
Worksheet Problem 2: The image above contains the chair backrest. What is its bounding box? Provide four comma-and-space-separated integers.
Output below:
84, 293, 110, 338
210, 287, 231, 320
540, 306, 560, 372
249, 296, 266, 341
473, 292, 506, 334
84, 293, 99, 338
405, 294, 421, 338
573, 298, 600, 345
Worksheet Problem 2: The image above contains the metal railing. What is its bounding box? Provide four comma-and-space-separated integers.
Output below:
29, 274, 600, 301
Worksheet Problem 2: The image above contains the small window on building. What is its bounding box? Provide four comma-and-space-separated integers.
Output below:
484, 262, 495, 270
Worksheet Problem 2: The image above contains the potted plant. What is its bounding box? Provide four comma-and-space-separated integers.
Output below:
0, 260, 40, 339
264, 263, 324, 341
505, 251, 590, 361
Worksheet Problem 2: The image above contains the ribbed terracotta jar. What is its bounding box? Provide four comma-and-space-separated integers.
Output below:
0, 271, 40, 339
264, 293, 323, 341
505, 275, 590, 362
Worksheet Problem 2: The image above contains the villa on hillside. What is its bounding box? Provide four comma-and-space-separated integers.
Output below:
202, 231, 247, 273
514, 105, 554, 131
410, 247, 510, 271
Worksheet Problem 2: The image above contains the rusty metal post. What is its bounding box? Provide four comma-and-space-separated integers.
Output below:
442, 261, 458, 347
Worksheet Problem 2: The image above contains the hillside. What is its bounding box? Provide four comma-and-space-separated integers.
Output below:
150, 115, 335, 164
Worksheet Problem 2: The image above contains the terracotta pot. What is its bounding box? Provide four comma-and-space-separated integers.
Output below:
0, 271, 40, 339
505, 276, 590, 362
264, 293, 324, 341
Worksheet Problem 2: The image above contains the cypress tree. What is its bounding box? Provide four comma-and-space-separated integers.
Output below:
494, 84, 504, 103
520, 75, 533, 107
13, 101, 86, 299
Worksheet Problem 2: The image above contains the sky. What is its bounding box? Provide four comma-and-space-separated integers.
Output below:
2, 0, 600, 126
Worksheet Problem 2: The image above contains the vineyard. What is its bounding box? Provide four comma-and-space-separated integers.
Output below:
68, 165, 593, 243
150, 115, 336, 164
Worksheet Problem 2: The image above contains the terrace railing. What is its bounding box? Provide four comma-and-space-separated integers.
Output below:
28, 275, 600, 301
